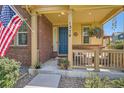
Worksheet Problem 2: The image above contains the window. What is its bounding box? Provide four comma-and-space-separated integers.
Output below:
84, 36, 89, 43
11, 21, 28, 46
82, 26, 90, 44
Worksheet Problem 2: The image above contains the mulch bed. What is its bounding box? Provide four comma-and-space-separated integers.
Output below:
14, 74, 35, 88
58, 76, 84, 88
14, 66, 36, 88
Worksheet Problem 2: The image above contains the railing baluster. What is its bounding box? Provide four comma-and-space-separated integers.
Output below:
120, 53, 122, 68
104, 52, 107, 67
100, 52, 103, 66
72, 49, 124, 70
83, 53, 85, 66
110, 52, 112, 67
88, 52, 89, 66
122, 53, 124, 68
106, 52, 108, 67
75, 52, 77, 66
105, 52, 107, 67
81, 53, 83, 66
113, 52, 116, 68
73, 52, 75, 66
103, 52, 105, 67
117, 52, 119, 68
79, 52, 81, 66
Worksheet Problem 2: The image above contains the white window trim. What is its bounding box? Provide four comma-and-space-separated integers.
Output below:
82, 26, 91, 44
16, 31, 28, 46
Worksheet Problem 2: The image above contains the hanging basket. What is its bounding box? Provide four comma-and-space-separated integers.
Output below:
88, 27, 103, 38
94, 27, 103, 38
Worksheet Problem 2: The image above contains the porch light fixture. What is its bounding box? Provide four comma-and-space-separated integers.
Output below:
61, 12, 65, 15
88, 12, 92, 15
58, 14, 61, 17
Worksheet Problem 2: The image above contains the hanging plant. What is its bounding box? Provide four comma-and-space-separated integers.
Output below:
88, 27, 103, 38
93, 27, 103, 38
88, 27, 95, 37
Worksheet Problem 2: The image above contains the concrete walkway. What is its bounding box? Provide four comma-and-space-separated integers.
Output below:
25, 74, 61, 88
39, 58, 124, 79
25, 58, 124, 88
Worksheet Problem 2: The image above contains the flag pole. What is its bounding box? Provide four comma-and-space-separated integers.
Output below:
9, 5, 33, 32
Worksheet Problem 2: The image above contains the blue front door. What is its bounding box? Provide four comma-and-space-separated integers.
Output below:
59, 27, 68, 54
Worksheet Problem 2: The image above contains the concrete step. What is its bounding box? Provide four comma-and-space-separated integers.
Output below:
25, 74, 61, 88
38, 70, 59, 74
38, 69, 124, 79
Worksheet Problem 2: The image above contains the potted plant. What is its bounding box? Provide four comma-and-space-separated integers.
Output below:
87, 27, 103, 38
58, 59, 69, 70
29, 62, 41, 75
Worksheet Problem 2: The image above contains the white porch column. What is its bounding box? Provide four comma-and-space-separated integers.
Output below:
31, 14, 38, 68
68, 10, 73, 68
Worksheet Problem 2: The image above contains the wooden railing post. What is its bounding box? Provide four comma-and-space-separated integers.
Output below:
94, 49, 100, 71
68, 10, 73, 68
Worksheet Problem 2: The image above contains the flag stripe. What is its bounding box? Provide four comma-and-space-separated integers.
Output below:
0, 17, 20, 51
0, 15, 20, 52
0, 16, 19, 46
0, 15, 19, 40
0, 15, 19, 45
0, 19, 21, 54
0, 5, 23, 57
1, 20, 22, 56
1, 19, 21, 52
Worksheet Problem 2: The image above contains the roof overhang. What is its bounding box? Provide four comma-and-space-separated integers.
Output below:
24, 5, 124, 25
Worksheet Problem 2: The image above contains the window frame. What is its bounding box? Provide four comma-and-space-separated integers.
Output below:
10, 21, 28, 47
82, 26, 90, 44
16, 31, 28, 46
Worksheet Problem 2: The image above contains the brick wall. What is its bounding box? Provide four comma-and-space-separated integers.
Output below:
2, 6, 53, 65
38, 15, 53, 63
5, 6, 31, 66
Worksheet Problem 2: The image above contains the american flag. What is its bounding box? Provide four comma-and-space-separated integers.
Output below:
0, 5, 22, 57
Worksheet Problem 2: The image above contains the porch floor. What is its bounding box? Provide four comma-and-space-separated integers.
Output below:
39, 58, 124, 79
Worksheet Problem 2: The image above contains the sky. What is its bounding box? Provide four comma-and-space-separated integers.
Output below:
103, 11, 124, 36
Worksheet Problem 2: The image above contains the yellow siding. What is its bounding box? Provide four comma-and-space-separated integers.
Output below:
72, 24, 82, 44
90, 37, 103, 45
72, 23, 103, 45
53, 23, 103, 46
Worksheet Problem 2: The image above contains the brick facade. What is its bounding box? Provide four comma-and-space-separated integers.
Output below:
38, 15, 53, 63
1, 6, 54, 66
5, 6, 31, 66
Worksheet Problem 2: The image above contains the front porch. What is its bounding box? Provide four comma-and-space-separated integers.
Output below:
39, 58, 124, 79
26, 5, 124, 71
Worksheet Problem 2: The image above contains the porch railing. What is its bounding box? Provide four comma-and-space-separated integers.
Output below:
72, 49, 124, 70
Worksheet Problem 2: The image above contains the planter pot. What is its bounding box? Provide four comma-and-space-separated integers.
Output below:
59, 64, 68, 70
28, 68, 38, 76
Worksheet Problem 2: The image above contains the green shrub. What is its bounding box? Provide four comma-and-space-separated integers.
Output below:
111, 40, 124, 49
114, 44, 123, 49
112, 78, 124, 88
58, 59, 69, 70
83, 73, 124, 88
0, 58, 20, 88
84, 73, 111, 88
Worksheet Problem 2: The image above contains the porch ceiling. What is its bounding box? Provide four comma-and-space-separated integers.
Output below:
25, 5, 124, 25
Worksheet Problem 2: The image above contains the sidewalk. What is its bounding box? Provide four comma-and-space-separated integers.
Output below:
25, 74, 61, 88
